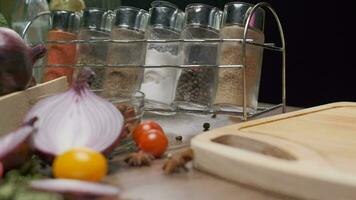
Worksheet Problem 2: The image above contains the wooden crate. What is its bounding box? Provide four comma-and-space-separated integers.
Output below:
0, 77, 68, 135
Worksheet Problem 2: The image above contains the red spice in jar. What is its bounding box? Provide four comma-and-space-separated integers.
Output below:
44, 30, 77, 84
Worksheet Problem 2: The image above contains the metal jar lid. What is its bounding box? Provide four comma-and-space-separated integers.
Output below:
50, 10, 80, 33
113, 6, 149, 32
223, 2, 265, 32
184, 4, 222, 31
149, 1, 185, 32
81, 7, 111, 32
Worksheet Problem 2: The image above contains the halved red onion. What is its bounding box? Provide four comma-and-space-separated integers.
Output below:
0, 162, 3, 178
24, 70, 124, 159
0, 118, 37, 171
30, 179, 119, 198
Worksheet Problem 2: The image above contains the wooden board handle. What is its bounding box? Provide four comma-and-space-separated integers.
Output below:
213, 135, 297, 161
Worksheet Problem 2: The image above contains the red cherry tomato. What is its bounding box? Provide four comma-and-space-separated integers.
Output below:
137, 129, 168, 158
133, 120, 164, 143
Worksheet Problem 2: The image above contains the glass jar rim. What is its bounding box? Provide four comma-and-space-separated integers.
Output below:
113, 6, 149, 32
186, 3, 218, 10
151, 0, 179, 10
222, 2, 265, 32
184, 4, 222, 31
114, 6, 148, 14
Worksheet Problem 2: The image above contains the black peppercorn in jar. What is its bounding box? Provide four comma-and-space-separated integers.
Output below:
175, 67, 217, 106
173, 4, 222, 112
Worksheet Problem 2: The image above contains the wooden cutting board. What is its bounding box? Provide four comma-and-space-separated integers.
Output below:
191, 102, 356, 200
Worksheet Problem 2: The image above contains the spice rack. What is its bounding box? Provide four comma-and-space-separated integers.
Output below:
22, 2, 286, 121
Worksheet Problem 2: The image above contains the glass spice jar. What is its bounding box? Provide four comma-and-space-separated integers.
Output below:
214, 2, 265, 113
84, 0, 122, 10
173, 4, 222, 112
140, 1, 184, 114
44, 10, 80, 84
11, 0, 50, 82
76, 8, 113, 92
49, 0, 85, 12
103, 6, 149, 98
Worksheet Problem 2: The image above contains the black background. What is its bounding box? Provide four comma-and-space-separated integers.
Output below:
122, 0, 356, 108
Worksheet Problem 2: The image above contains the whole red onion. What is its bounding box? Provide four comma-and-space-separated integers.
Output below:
0, 27, 47, 95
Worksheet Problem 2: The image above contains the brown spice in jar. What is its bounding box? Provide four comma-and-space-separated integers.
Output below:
103, 28, 146, 98
214, 25, 265, 111
76, 30, 109, 91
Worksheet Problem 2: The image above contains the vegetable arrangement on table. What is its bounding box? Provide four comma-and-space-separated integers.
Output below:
0, 27, 193, 199
0, 68, 123, 199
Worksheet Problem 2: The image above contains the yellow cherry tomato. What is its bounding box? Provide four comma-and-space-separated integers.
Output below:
53, 147, 108, 182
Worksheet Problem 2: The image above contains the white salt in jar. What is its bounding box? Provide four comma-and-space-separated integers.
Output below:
140, 1, 184, 115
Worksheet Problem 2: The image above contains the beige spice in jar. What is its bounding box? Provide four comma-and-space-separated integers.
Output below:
214, 25, 265, 111
75, 30, 109, 91
103, 28, 146, 98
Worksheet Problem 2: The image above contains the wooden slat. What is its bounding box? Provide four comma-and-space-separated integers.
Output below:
0, 77, 67, 135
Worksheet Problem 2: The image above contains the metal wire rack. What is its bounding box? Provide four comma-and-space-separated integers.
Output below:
23, 2, 286, 121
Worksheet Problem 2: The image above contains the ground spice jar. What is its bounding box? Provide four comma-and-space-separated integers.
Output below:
103, 6, 149, 98
214, 2, 265, 113
44, 10, 80, 84
84, 0, 121, 10
140, 1, 184, 114
173, 4, 222, 112
49, 0, 85, 11
76, 8, 113, 91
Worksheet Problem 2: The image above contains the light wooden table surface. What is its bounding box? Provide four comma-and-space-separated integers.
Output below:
107, 106, 301, 200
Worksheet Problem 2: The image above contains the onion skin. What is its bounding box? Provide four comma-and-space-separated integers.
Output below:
0, 162, 3, 178
0, 137, 31, 171
0, 27, 47, 95
33, 133, 123, 163
29, 107, 124, 163
33, 134, 123, 163
0, 117, 37, 171
30, 179, 120, 199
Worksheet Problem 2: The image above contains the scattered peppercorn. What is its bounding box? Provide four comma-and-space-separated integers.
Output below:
203, 123, 210, 132
211, 114, 217, 118
175, 136, 183, 141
